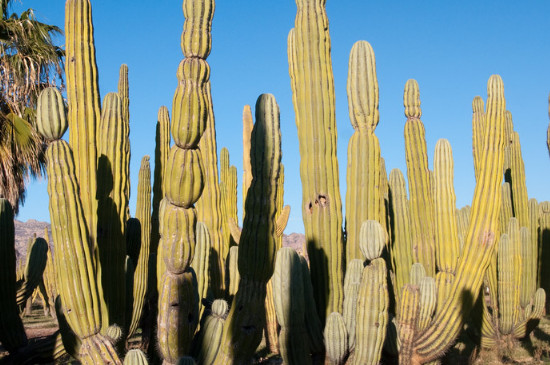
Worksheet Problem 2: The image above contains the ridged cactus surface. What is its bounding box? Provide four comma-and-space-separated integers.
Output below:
288, 0, 344, 320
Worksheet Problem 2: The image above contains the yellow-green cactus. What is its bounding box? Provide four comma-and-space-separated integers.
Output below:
404, 79, 436, 277
345, 40, 384, 265
288, 0, 344, 320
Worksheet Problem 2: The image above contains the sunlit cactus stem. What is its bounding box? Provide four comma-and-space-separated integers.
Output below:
288, 0, 344, 321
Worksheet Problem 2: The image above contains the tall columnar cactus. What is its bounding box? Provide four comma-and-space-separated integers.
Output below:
65, 0, 100, 244
433, 139, 460, 313
37, 86, 120, 363
403, 79, 436, 277
0, 198, 28, 353
128, 156, 151, 339
272, 247, 310, 365
520, 227, 536, 309
157, 0, 213, 362
539, 201, 550, 304
471, 96, 485, 182
213, 94, 281, 364
242, 104, 253, 222
505, 113, 529, 227
411, 75, 506, 364
398, 284, 420, 365
118, 64, 131, 223
16, 237, 48, 307
353, 221, 389, 365
96, 92, 127, 327
345, 40, 383, 264
152, 106, 171, 256
194, 0, 225, 298
288, 0, 344, 320
226, 245, 240, 297
388, 168, 413, 308
191, 222, 211, 318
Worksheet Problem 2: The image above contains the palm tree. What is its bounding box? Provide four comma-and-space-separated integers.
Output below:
0, 0, 64, 214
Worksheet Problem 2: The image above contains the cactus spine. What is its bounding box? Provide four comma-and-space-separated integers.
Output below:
0, 198, 28, 352
288, 0, 344, 320
213, 94, 281, 364
157, 0, 212, 362
345, 40, 383, 264
404, 79, 436, 277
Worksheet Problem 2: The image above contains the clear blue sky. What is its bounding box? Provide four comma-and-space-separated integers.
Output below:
15, 1, 550, 234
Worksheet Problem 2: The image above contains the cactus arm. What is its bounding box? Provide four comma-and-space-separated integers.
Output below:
471, 96, 485, 181
117, 64, 131, 224
342, 259, 363, 351
16, 237, 48, 307
388, 168, 414, 309
127, 156, 152, 338
403, 79, 436, 277
412, 75, 506, 363
433, 139, 460, 313
397, 284, 420, 365
288, 0, 344, 320
191, 222, 211, 319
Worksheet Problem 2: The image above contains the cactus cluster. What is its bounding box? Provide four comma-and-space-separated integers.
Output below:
2, 1, 549, 365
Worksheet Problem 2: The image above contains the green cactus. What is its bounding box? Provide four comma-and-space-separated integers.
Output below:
151, 106, 171, 258
272, 247, 310, 364
226, 245, 240, 298
0, 198, 28, 353
397, 284, 420, 365
404, 79, 436, 278
433, 139, 460, 314
345, 40, 384, 265
128, 156, 152, 339
96, 91, 127, 328
193, 0, 225, 298
124, 349, 149, 365
157, 0, 214, 361
411, 75, 506, 363
117, 64, 131, 223
353, 221, 388, 365
38, 86, 120, 362
194, 299, 228, 364
342, 259, 363, 351
325, 312, 348, 365
288, 0, 344, 320
471, 96, 485, 182
213, 94, 281, 364
417, 277, 436, 332
388, 168, 413, 309
191, 221, 211, 319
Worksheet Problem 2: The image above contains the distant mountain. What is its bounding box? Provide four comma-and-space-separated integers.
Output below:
14, 219, 52, 262
14, 218, 307, 262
